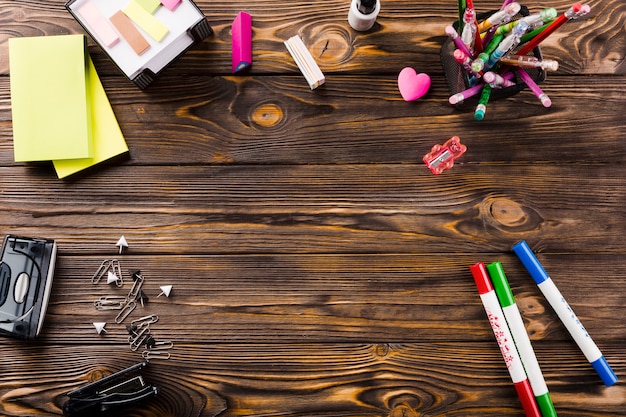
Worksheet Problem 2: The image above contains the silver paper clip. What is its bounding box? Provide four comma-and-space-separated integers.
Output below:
127, 273, 145, 301
94, 296, 127, 311
131, 314, 159, 329
110, 259, 123, 287
142, 350, 171, 360
115, 300, 137, 324
149, 340, 173, 350
129, 327, 151, 351
91, 260, 112, 284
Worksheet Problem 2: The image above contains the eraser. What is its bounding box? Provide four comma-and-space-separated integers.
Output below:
110, 10, 151, 55
284, 35, 325, 90
77, 0, 120, 48
232, 11, 252, 73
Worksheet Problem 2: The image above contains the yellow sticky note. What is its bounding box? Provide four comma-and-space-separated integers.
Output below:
123, 0, 169, 42
9, 35, 93, 162
53, 55, 129, 179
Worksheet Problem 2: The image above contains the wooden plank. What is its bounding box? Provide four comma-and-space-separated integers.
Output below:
1, 75, 624, 165
0, 342, 622, 416
0, 0, 623, 76
0, 165, 622, 253
0, 1, 622, 416
24, 253, 626, 342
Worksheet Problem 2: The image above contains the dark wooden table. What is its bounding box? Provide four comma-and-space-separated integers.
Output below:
0, 0, 624, 415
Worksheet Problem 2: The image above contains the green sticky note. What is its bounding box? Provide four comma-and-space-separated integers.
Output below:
123, 0, 169, 42
53, 55, 129, 179
9, 35, 93, 162
135, 0, 162, 14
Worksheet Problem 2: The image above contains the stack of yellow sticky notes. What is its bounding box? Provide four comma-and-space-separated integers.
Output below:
8, 34, 128, 179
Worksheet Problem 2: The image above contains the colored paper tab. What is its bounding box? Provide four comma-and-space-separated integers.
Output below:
123, 0, 169, 42
160, 0, 182, 11
53, 54, 129, 179
9, 35, 93, 162
76, 0, 120, 47
110, 10, 151, 55
135, 0, 162, 13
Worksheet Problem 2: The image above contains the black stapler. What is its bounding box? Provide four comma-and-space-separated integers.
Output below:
63, 361, 158, 416
0, 235, 57, 339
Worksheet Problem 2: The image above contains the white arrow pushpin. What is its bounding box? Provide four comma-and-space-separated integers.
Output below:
93, 322, 107, 334
116, 236, 128, 254
107, 271, 119, 285
157, 285, 172, 298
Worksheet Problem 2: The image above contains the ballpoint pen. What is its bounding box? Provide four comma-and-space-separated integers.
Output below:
499, 55, 559, 72
515, 3, 585, 57
515, 67, 551, 107
474, 83, 491, 120
495, 8, 557, 36
478, 2, 520, 33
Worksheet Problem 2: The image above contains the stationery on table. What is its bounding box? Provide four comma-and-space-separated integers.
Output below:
470, 262, 541, 417
8, 34, 128, 179
348, 0, 380, 31
486, 261, 557, 417
512, 240, 618, 386
284, 35, 325, 90
232, 11, 253, 73
443, 0, 591, 118
9, 35, 94, 163
53, 55, 129, 179
66, 0, 212, 88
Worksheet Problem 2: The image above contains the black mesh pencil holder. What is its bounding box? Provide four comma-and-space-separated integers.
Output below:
440, 5, 547, 108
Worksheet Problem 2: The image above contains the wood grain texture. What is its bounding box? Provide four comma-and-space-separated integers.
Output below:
0, 343, 623, 416
0, 0, 624, 76
38, 253, 626, 343
1, 74, 625, 165
0, 0, 624, 415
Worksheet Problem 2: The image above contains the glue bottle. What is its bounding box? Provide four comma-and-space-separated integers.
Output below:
348, 0, 380, 31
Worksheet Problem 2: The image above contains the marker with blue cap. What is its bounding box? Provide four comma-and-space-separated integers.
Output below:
512, 240, 618, 386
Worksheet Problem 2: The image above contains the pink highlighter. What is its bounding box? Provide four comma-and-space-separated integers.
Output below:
232, 11, 252, 73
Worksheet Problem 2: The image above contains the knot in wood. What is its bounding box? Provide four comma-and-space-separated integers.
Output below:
88, 367, 112, 383
489, 197, 526, 226
252, 103, 283, 128
375, 343, 390, 357
307, 24, 354, 63
389, 404, 419, 417
481, 195, 543, 232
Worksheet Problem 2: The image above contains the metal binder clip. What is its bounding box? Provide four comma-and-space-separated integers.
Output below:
94, 296, 127, 311
63, 361, 158, 417
115, 300, 137, 324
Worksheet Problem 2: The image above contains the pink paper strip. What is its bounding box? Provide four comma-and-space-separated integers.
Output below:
160, 0, 182, 11
77, 0, 120, 47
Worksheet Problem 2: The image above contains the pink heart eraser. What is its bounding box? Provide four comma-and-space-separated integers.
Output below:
398, 67, 431, 101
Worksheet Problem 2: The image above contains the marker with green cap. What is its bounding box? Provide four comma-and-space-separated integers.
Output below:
487, 261, 558, 417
